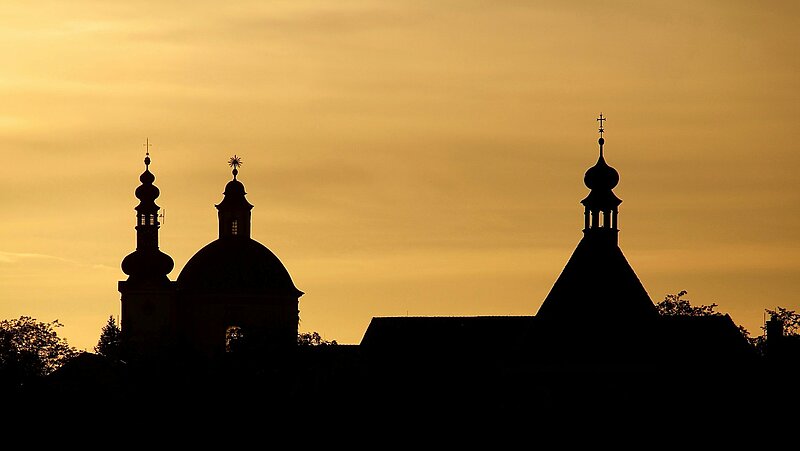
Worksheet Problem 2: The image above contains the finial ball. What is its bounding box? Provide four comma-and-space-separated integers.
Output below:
598, 137, 605, 146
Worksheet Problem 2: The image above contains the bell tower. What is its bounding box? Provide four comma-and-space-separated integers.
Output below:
536, 115, 657, 324
119, 141, 177, 362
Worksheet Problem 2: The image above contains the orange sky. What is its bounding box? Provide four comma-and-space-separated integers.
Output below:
1, 1, 799, 350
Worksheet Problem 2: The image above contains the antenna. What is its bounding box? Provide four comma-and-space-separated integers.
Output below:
159, 209, 166, 225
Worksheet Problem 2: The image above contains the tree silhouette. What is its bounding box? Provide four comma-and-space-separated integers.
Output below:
0, 316, 77, 388
94, 316, 122, 361
298, 331, 337, 346
655, 290, 721, 317
764, 307, 800, 336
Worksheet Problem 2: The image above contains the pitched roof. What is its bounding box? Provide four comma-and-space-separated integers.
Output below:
536, 235, 658, 325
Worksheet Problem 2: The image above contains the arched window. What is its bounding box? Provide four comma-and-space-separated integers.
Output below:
225, 326, 244, 353
140, 215, 146, 225
149, 214, 155, 225
231, 219, 238, 236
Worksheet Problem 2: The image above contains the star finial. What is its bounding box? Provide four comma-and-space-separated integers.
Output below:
228, 155, 243, 179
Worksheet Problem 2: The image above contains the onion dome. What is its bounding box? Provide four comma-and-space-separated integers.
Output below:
134, 154, 160, 211
122, 248, 174, 280
581, 123, 622, 212
584, 138, 619, 191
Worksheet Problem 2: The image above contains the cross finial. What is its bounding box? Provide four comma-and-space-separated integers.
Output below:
597, 113, 606, 137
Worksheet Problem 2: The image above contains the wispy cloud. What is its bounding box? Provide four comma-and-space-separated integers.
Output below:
0, 251, 114, 271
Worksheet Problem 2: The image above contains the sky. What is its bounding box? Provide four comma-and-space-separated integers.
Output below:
0, 0, 798, 350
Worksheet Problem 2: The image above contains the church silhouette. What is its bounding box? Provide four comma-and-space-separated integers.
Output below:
42, 117, 767, 417
119, 154, 302, 365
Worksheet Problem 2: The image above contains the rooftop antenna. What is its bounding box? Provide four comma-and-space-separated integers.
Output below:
158, 209, 166, 225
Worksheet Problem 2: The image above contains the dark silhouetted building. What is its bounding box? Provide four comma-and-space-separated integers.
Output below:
361, 118, 754, 368
119, 153, 302, 365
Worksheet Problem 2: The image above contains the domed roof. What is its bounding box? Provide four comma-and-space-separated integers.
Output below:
177, 237, 303, 297
122, 249, 174, 281
584, 150, 619, 191
224, 179, 245, 196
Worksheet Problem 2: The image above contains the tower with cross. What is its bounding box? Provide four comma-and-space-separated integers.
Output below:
536, 114, 657, 331
119, 140, 178, 362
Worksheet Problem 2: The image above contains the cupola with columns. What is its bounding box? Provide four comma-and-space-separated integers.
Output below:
581, 113, 622, 244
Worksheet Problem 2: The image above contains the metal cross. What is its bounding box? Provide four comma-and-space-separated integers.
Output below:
597, 113, 606, 137
143, 138, 152, 156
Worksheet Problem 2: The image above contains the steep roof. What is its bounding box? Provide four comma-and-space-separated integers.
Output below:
536, 235, 658, 324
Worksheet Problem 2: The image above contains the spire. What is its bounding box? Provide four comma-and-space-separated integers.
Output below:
121, 142, 174, 282
536, 116, 657, 325
216, 155, 253, 239
581, 114, 621, 243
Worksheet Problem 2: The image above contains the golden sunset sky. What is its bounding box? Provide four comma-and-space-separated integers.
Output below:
1, 1, 798, 350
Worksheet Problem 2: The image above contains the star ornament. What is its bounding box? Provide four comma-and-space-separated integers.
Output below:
228, 155, 243, 169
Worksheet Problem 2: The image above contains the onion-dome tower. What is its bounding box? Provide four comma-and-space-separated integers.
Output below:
118, 141, 178, 362
120, 149, 174, 282
581, 117, 622, 245
536, 115, 657, 327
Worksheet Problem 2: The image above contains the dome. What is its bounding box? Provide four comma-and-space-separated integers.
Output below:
177, 237, 303, 297
224, 179, 246, 196
121, 249, 174, 280
584, 155, 619, 191
135, 182, 159, 201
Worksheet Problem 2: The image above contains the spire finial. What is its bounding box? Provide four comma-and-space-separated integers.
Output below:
143, 138, 152, 167
596, 113, 606, 157
228, 155, 243, 179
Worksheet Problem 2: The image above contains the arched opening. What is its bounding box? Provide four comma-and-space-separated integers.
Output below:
231, 219, 238, 236
225, 326, 245, 353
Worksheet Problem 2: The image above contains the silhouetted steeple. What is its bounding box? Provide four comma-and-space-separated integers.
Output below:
216, 155, 253, 239
536, 115, 657, 324
581, 113, 622, 245
121, 144, 174, 283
